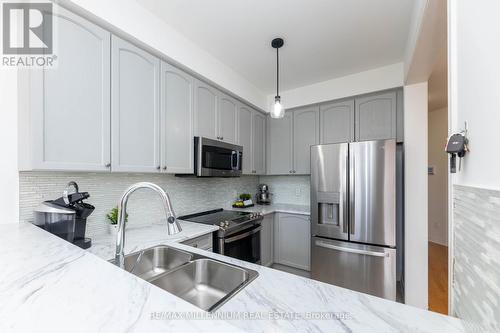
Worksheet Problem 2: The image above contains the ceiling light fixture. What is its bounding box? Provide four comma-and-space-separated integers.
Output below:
271, 37, 285, 119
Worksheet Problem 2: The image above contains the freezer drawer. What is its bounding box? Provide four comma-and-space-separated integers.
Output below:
311, 237, 396, 301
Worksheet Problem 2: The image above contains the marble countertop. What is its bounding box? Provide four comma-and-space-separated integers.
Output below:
225, 203, 310, 216
88, 220, 219, 260
0, 222, 463, 333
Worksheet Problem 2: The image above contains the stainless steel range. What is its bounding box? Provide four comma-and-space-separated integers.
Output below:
178, 209, 263, 264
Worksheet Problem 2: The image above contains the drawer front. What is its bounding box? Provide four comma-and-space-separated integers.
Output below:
182, 233, 213, 250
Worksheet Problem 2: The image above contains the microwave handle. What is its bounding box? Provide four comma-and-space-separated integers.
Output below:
231, 151, 240, 170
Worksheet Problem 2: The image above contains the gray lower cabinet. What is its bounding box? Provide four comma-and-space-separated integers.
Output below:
111, 36, 160, 172
274, 213, 310, 271
20, 6, 111, 171
218, 93, 238, 144
160, 62, 194, 174
194, 79, 218, 140
260, 214, 274, 267
267, 112, 293, 174
182, 233, 213, 252
320, 99, 355, 144
355, 91, 397, 141
238, 105, 253, 174
252, 112, 266, 175
293, 106, 319, 174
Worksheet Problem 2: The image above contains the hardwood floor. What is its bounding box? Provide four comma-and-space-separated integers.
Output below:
428, 242, 448, 314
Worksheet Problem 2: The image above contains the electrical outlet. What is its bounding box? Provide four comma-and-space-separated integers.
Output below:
295, 187, 301, 197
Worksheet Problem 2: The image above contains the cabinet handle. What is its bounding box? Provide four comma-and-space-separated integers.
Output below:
217, 136, 220, 140
163, 166, 167, 171
220, 136, 224, 140
156, 166, 161, 170
105, 163, 111, 168
293, 170, 296, 173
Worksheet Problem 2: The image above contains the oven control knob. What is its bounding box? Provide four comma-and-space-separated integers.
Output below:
219, 221, 225, 227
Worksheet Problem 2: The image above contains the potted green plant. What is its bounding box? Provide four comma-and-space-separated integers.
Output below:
106, 207, 128, 234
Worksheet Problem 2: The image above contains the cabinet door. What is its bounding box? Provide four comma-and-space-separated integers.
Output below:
293, 106, 319, 174
355, 91, 397, 141
260, 214, 274, 267
275, 213, 310, 270
161, 62, 194, 174
111, 36, 160, 172
238, 105, 253, 174
267, 112, 293, 175
320, 100, 354, 144
30, 7, 111, 170
218, 93, 238, 143
194, 79, 218, 140
252, 112, 266, 175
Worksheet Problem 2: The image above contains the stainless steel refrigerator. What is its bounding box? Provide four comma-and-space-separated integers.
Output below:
310, 139, 399, 301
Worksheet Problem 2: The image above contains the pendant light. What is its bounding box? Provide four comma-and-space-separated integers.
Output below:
271, 37, 285, 119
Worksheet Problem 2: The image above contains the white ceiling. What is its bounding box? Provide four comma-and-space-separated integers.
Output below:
136, 0, 415, 94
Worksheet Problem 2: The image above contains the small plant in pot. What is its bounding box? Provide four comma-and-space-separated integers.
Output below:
106, 207, 128, 233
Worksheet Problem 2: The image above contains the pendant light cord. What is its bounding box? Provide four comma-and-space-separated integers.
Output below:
276, 47, 279, 97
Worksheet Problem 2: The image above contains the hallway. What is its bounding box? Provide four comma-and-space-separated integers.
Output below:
428, 242, 448, 314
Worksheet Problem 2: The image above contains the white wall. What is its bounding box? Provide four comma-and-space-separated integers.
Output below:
449, 0, 500, 191
268, 63, 404, 109
404, 82, 428, 309
428, 107, 448, 246
448, 0, 500, 322
0, 68, 19, 224
60, 0, 268, 111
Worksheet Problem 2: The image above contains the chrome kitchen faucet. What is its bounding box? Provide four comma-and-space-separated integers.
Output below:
114, 182, 181, 268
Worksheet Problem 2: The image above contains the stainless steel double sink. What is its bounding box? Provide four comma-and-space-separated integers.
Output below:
110, 245, 258, 312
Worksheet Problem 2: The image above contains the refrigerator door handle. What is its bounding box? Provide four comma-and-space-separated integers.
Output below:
341, 147, 348, 234
349, 145, 355, 235
314, 240, 389, 257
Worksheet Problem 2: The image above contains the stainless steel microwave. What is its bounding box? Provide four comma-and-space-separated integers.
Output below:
194, 137, 243, 177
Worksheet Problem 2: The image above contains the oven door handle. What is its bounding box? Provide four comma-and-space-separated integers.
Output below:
224, 226, 261, 243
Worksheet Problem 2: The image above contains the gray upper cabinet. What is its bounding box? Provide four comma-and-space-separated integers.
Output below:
160, 62, 194, 174
111, 36, 160, 172
252, 112, 266, 175
293, 106, 319, 174
23, 7, 111, 171
320, 99, 354, 144
218, 93, 238, 143
396, 89, 404, 143
238, 105, 253, 174
267, 112, 293, 175
355, 91, 397, 141
194, 79, 218, 140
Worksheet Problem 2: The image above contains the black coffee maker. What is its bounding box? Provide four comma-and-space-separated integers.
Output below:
34, 181, 94, 249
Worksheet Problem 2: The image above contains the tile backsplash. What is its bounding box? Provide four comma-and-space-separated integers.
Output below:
453, 185, 500, 331
19, 172, 259, 238
258, 175, 310, 205
19, 172, 310, 239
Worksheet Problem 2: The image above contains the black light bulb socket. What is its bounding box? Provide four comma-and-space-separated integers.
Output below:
271, 38, 284, 49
